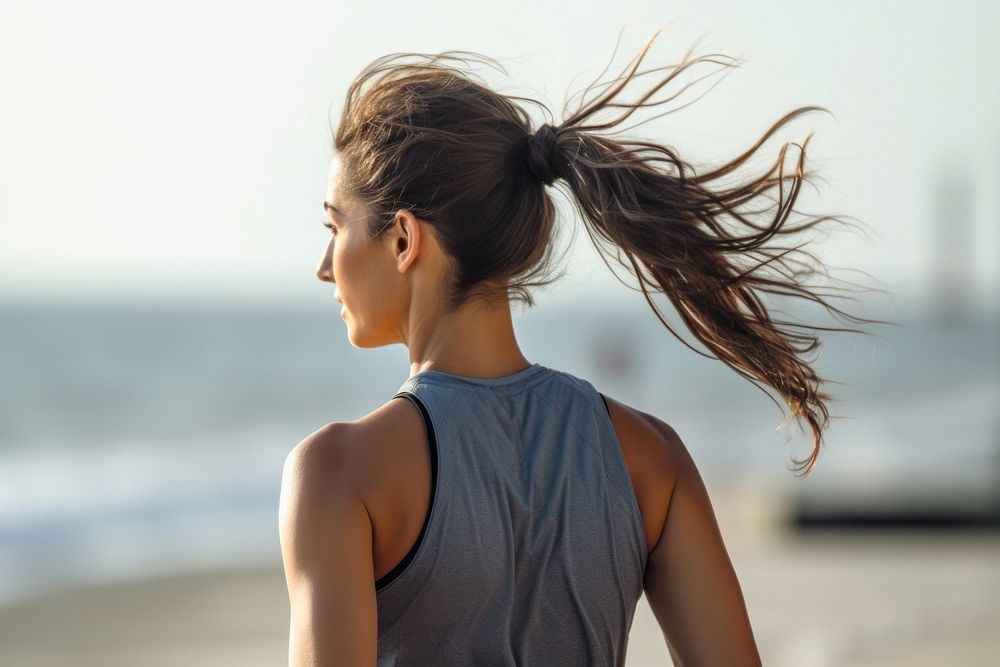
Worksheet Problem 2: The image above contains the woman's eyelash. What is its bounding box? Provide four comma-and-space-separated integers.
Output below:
322, 220, 337, 234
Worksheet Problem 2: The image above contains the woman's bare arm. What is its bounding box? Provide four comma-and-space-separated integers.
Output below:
279, 423, 378, 666
641, 420, 762, 667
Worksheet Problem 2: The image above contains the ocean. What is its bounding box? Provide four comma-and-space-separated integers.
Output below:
1, 297, 996, 607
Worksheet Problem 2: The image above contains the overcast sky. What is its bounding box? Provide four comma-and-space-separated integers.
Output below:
1, 0, 997, 310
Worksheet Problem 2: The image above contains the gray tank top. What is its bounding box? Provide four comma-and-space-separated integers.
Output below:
375, 362, 649, 666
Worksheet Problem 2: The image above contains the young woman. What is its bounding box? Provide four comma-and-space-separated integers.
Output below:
279, 27, 880, 666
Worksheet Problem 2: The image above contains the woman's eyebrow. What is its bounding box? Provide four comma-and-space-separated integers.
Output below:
323, 201, 343, 217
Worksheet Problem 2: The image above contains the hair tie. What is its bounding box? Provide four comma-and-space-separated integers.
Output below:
525, 124, 562, 186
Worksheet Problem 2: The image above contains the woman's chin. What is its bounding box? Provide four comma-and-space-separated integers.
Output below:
344, 324, 389, 350
341, 312, 363, 346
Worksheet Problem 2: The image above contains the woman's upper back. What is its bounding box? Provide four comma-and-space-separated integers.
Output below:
348, 362, 674, 666
282, 360, 764, 665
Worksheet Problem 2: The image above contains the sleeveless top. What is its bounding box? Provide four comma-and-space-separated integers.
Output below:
375, 362, 649, 666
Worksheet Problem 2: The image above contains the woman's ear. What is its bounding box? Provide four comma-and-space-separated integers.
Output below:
392, 209, 422, 273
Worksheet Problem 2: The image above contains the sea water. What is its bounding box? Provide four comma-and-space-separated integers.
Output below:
0, 297, 996, 607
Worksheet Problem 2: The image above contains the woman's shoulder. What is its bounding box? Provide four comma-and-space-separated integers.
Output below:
287, 395, 426, 503
600, 393, 685, 477
599, 393, 689, 553
549, 366, 676, 451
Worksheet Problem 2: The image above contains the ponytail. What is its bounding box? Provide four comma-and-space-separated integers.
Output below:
540, 29, 892, 476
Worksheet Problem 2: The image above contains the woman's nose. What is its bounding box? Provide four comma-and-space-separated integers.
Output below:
315, 255, 334, 283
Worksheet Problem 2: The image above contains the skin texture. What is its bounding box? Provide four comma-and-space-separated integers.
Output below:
278, 155, 762, 666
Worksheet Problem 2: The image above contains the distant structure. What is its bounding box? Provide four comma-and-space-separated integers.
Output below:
592, 329, 635, 379
928, 158, 976, 324
994, 140, 1000, 322
586, 324, 645, 407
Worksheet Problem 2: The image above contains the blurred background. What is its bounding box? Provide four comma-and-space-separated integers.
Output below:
1, 1, 998, 665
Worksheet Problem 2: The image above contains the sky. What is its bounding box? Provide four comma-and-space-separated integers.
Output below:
1, 0, 997, 311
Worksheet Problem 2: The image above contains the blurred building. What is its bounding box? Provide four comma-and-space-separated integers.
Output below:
928, 158, 975, 323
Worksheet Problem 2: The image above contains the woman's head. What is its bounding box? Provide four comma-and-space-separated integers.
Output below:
319, 27, 890, 476
321, 52, 567, 319
316, 116, 562, 350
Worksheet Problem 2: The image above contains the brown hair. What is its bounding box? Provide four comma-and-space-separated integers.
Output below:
329, 26, 893, 477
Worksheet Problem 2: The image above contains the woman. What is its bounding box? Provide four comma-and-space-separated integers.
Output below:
279, 27, 880, 666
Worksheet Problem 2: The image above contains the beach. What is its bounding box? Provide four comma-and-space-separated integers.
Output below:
2, 486, 998, 666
